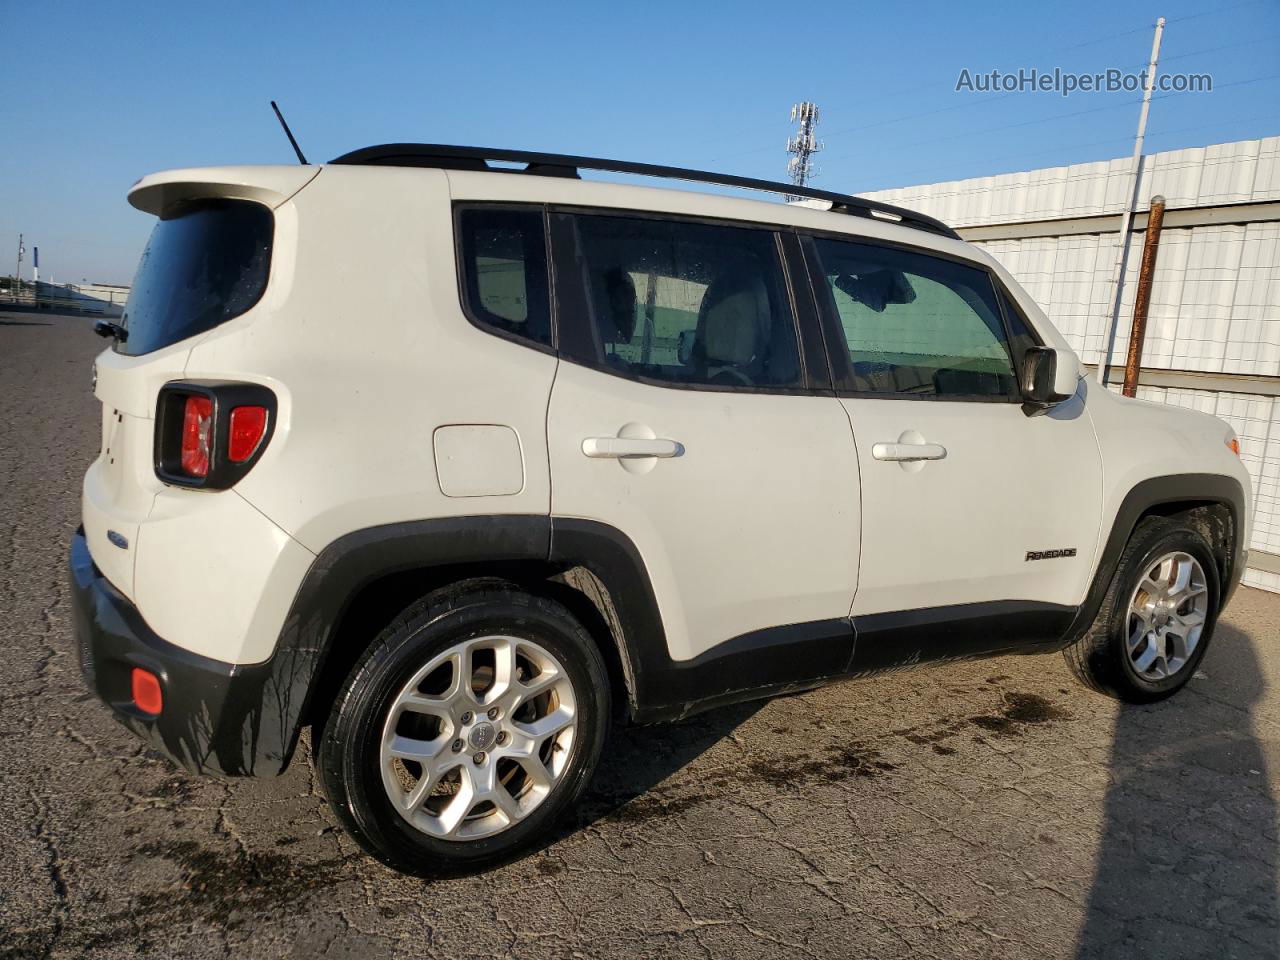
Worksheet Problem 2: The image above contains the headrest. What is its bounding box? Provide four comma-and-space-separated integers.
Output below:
700, 273, 769, 366
598, 267, 637, 343
832, 269, 916, 312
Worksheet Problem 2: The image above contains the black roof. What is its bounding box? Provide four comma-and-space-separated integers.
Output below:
330, 143, 960, 241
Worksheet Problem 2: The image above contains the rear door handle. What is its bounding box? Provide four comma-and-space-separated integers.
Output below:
871, 441, 947, 462
582, 437, 684, 459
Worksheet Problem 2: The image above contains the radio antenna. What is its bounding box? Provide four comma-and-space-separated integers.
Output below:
270, 101, 308, 164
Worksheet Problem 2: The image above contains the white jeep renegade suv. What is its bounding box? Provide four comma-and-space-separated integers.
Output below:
70, 144, 1251, 875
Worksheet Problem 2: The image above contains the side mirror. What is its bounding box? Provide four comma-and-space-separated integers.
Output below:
1022, 346, 1076, 406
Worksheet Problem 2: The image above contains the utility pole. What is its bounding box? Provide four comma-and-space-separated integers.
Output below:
14, 233, 23, 291
786, 102, 823, 199
1122, 195, 1167, 397
1097, 17, 1165, 386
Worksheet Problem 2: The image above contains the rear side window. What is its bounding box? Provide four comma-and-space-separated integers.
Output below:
457, 206, 552, 348
811, 236, 1018, 399
118, 199, 272, 356
563, 213, 801, 389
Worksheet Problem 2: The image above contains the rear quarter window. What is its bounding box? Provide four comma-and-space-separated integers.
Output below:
456, 206, 552, 348
117, 199, 273, 356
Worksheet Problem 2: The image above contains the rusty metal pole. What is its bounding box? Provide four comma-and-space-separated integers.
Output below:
1122, 195, 1167, 397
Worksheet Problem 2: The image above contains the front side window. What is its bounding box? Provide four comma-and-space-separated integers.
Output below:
566, 214, 801, 389
457, 206, 551, 347
812, 236, 1018, 398
118, 199, 272, 356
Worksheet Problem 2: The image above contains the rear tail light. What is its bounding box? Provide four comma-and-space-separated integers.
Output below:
1227, 436, 1241, 457
180, 396, 213, 477
155, 381, 276, 489
228, 406, 268, 462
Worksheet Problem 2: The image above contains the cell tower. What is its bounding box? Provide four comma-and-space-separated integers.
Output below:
786, 102, 822, 198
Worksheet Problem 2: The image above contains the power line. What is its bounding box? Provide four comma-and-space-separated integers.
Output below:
710, 95, 987, 165
713, 7, 1277, 173
812, 57, 1156, 160
1144, 110, 1280, 145
1159, 36, 1276, 64
820, 63, 1280, 169
823, 95, 1144, 164
860, 111, 1280, 192
1047, 24, 1153, 52
707, 17, 1184, 165
819, 90, 1022, 141
1150, 70, 1280, 102
1165, 0, 1270, 25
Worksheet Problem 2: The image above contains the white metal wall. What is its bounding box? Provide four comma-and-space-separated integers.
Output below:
975, 223, 1280, 375
865, 137, 1280, 592
867, 137, 1280, 232
1120, 384, 1280, 592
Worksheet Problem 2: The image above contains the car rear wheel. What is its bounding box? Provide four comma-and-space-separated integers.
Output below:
1064, 517, 1221, 703
317, 580, 610, 875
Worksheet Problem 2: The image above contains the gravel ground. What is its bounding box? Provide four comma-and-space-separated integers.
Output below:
1, 313, 1277, 960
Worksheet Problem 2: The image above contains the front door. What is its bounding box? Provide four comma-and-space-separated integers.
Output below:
802, 233, 1103, 667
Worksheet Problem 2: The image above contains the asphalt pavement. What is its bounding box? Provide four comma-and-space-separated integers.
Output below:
1, 313, 1277, 959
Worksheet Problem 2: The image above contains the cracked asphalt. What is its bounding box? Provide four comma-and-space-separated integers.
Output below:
2, 312, 1278, 959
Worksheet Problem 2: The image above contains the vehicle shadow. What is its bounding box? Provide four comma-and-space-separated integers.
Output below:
1075, 620, 1279, 958
552, 700, 765, 840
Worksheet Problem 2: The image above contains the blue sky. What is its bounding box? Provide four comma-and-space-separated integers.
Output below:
2, 0, 1278, 284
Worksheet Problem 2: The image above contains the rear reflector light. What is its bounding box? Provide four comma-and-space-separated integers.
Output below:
180, 395, 213, 477
131, 667, 163, 715
228, 406, 268, 463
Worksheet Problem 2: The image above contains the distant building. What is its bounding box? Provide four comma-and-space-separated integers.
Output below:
2, 279, 127, 317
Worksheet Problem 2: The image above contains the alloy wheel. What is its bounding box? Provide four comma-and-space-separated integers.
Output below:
1125, 551, 1209, 681
379, 634, 578, 840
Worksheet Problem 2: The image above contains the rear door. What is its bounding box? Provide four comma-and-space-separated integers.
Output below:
801, 233, 1103, 668
546, 211, 860, 668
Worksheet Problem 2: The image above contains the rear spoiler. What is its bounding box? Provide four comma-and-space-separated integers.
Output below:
128, 165, 321, 216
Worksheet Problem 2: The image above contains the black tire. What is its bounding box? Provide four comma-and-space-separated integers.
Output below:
317, 579, 611, 875
1063, 516, 1221, 703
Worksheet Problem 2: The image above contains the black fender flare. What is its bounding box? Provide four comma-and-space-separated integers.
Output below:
1064, 472, 1247, 645
258, 515, 551, 773
263, 515, 852, 772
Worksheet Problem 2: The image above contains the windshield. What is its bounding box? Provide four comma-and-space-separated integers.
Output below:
116, 198, 273, 356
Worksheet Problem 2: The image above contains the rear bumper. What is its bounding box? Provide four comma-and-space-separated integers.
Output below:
69, 528, 300, 776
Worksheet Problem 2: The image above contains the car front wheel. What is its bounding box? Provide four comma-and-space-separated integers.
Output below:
1064, 516, 1221, 703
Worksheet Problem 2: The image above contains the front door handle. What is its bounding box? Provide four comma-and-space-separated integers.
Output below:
582, 437, 684, 459
872, 441, 947, 462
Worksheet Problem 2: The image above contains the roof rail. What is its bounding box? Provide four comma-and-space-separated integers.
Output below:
329, 143, 961, 241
